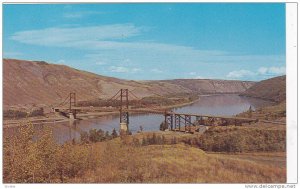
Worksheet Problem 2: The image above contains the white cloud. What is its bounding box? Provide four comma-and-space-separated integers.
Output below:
186, 72, 203, 79
194, 76, 204, 79
227, 70, 256, 79
10, 24, 285, 81
11, 25, 285, 65
258, 67, 268, 75
63, 11, 106, 19
11, 25, 228, 56
109, 66, 141, 73
56, 59, 66, 64
109, 66, 128, 73
258, 66, 286, 75
227, 66, 286, 80
150, 69, 163, 74
95, 61, 107, 65
11, 24, 143, 46
131, 68, 141, 73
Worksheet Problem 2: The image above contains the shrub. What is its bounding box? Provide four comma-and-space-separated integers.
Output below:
29, 108, 44, 117
159, 122, 168, 131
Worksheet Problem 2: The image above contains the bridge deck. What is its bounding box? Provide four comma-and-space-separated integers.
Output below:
54, 106, 257, 122
53, 107, 167, 114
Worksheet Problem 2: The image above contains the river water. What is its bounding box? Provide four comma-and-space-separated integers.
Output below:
5, 94, 273, 143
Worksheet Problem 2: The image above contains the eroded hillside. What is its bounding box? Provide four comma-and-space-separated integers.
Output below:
4, 59, 255, 108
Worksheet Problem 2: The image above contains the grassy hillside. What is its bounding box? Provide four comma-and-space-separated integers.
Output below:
240, 75, 286, 103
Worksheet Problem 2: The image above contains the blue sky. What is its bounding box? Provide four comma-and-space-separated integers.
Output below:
3, 3, 285, 81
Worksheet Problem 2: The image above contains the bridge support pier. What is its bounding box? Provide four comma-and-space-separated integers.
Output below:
69, 112, 76, 120
175, 114, 181, 131
165, 113, 174, 131
120, 122, 128, 132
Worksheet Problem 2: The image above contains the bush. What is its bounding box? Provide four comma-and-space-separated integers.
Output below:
159, 122, 168, 131
140, 134, 168, 146
80, 132, 89, 144
29, 107, 44, 117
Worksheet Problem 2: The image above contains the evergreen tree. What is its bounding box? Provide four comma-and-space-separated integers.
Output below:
111, 128, 118, 138
105, 131, 110, 140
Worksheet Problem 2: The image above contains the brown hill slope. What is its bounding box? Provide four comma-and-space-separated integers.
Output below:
240, 75, 286, 103
3, 59, 254, 107
3, 59, 188, 107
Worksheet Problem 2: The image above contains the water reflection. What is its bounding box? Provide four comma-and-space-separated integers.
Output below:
174, 94, 273, 115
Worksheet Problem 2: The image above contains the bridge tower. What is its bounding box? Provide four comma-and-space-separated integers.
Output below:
119, 89, 129, 133
69, 92, 76, 119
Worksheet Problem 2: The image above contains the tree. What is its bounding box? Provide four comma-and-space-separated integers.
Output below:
248, 106, 253, 118
139, 125, 143, 132
111, 128, 118, 138
80, 131, 89, 143
105, 131, 111, 140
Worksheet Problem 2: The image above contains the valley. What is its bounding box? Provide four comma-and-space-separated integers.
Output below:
3, 58, 286, 183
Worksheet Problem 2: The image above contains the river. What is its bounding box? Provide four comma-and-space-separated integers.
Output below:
5, 94, 273, 143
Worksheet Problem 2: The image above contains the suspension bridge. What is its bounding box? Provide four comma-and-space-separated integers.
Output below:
52, 89, 258, 133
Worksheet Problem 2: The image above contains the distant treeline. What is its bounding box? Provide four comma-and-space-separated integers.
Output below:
77, 93, 199, 108
3, 107, 44, 119
80, 128, 118, 143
